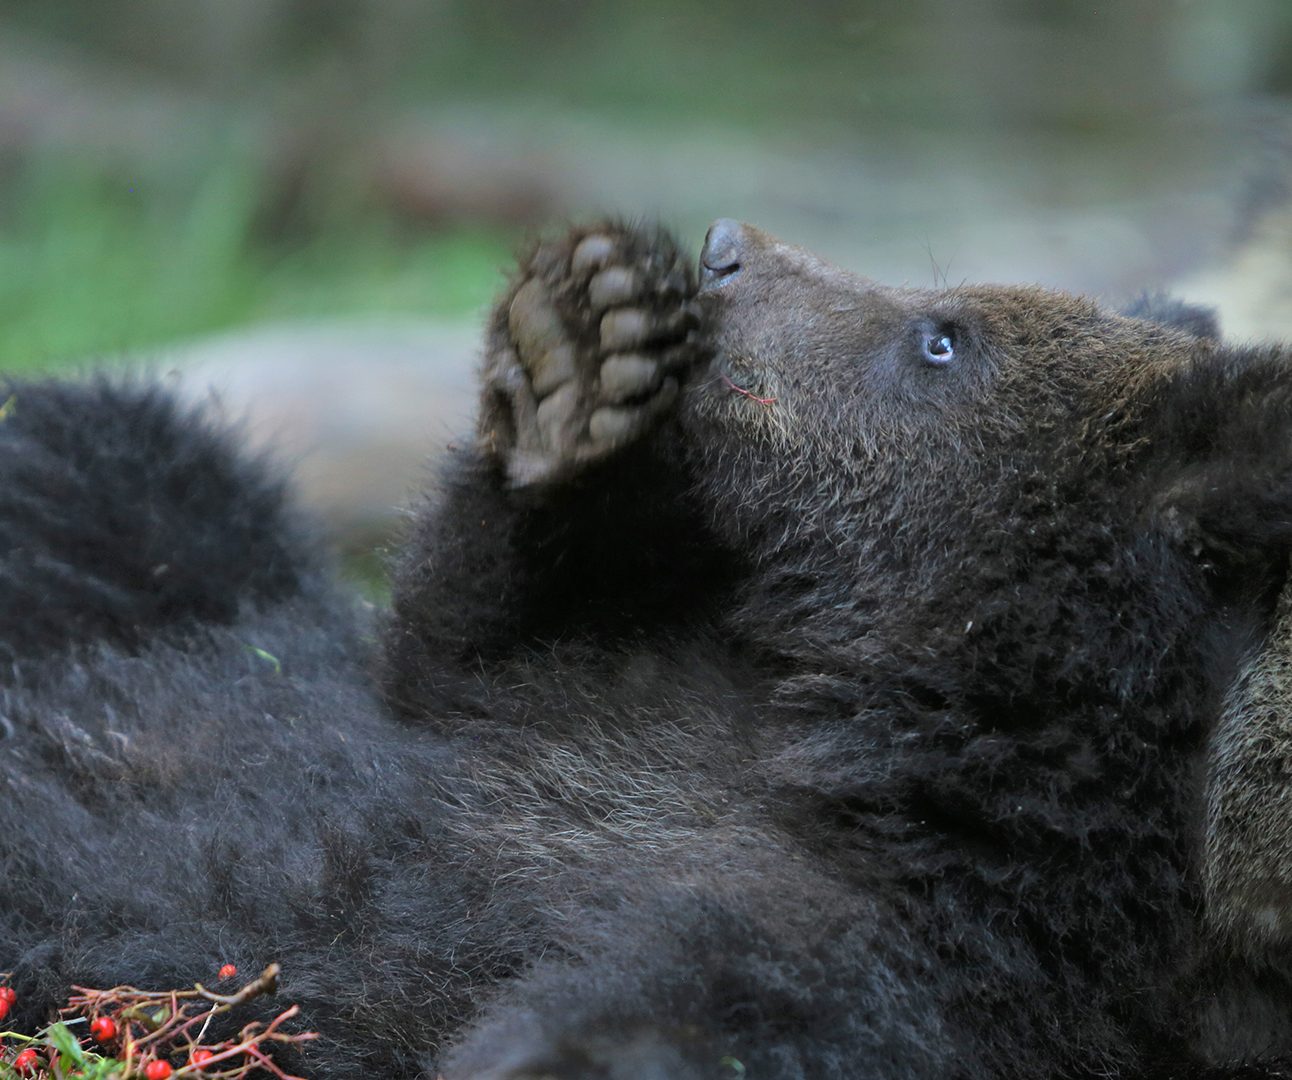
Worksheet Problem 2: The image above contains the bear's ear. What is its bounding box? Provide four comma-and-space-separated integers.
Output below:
1120, 293, 1221, 341
1143, 344, 1292, 571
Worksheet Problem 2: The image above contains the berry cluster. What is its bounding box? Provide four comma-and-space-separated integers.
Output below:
0, 965, 314, 1079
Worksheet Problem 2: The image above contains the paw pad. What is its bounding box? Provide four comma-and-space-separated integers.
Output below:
483, 224, 698, 485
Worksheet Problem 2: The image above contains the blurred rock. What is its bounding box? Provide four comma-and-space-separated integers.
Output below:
1175, 114, 1292, 343
157, 318, 479, 551
1177, 203, 1292, 343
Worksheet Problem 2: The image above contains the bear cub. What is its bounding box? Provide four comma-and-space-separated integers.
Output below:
3, 219, 1292, 1080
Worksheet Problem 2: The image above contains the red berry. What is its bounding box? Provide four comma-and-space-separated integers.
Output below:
144, 1061, 172, 1080
0, 998, 10, 1021
0, 987, 16, 1005
190, 1049, 215, 1068
90, 1016, 117, 1043
12, 1048, 39, 1075
217, 964, 237, 980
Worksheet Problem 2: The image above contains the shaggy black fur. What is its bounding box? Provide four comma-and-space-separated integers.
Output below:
3, 221, 1292, 1079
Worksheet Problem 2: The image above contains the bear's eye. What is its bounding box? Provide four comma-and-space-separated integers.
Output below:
922, 331, 956, 366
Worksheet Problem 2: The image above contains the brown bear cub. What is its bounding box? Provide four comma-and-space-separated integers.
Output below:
3, 220, 1292, 1079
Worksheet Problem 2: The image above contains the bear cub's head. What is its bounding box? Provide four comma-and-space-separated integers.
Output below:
680, 219, 1289, 619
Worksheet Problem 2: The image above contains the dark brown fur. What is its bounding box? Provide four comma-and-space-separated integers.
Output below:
5, 221, 1292, 1079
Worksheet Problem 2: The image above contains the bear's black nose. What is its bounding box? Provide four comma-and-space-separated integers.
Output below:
700, 218, 744, 286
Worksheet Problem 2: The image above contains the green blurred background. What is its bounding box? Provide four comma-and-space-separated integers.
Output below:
6, 0, 1292, 371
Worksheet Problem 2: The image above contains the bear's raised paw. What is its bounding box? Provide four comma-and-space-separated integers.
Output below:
479, 223, 700, 486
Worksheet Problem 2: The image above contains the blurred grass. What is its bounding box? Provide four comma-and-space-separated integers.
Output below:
0, 155, 514, 372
